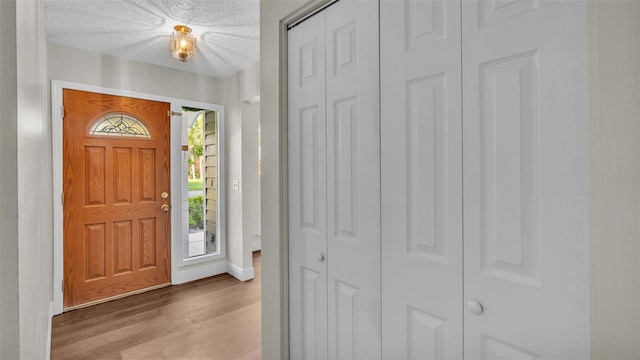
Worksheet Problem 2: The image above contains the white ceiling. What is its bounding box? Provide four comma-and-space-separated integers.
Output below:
45, 0, 260, 78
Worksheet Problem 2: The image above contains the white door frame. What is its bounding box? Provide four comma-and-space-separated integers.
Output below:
51, 80, 226, 315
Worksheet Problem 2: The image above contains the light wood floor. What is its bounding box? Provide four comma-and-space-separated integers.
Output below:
51, 252, 261, 360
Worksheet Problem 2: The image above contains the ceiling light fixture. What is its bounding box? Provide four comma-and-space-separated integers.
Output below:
171, 25, 196, 62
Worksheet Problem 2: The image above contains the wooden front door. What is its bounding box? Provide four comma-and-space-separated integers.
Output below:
63, 89, 171, 309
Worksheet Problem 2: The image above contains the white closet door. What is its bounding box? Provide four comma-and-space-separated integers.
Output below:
462, 0, 590, 358
325, 1, 381, 358
288, 12, 328, 360
381, 0, 463, 358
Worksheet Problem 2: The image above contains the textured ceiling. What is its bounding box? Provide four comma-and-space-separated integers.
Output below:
45, 0, 260, 78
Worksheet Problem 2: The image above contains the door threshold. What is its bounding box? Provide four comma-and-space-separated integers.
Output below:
63, 282, 171, 312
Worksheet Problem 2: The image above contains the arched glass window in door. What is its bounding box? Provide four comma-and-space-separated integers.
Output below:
89, 113, 151, 138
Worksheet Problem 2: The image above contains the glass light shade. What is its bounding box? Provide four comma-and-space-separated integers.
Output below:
171, 25, 196, 62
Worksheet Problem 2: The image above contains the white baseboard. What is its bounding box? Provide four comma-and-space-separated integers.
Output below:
251, 240, 261, 252
46, 301, 53, 360
173, 261, 228, 285
227, 263, 255, 282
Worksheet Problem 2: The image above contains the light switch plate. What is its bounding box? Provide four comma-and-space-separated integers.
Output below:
233, 179, 240, 191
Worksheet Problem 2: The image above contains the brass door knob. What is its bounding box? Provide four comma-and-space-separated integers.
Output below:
161, 204, 170, 212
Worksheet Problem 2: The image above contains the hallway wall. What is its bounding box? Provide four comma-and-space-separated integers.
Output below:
17, 2, 52, 357
242, 100, 261, 254
0, 1, 20, 358
589, 1, 640, 358
259, 1, 308, 359
0, 0, 55, 358
224, 63, 260, 276
48, 42, 225, 104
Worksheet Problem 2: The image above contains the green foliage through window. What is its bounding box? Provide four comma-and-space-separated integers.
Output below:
188, 195, 204, 230
187, 113, 204, 179
188, 114, 204, 158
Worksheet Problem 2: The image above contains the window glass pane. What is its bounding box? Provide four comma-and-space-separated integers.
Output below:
184, 110, 218, 259
187, 112, 206, 257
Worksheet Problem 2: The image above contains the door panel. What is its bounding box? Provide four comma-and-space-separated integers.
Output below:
381, 0, 463, 358
289, 1, 380, 358
63, 89, 171, 308
325, 1, 380, 358
288, 11, 328, 360
113, 147, 133, 203
462, 0, 590, 357
113, 220, 133, 274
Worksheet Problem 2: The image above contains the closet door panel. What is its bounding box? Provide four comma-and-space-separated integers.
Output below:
288, 12, 328, 360
325, 1, 381, 358
462, 0, 590, 358
381, 0, 463, 358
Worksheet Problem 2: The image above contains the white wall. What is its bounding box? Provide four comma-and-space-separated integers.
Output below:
259, 1, 307, 359
16, 0, 52, 358
48, 42, 225, 104
224, 70, 244, 271
224, 62, 261, 276
589, 2, 640, 358
242, 100, 261, 254
0, 1, 20, 358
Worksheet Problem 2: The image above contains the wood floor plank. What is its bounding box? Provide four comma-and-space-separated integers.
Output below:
120, 302, 261, 360
52, 252, 262, 360
139, 351, 168, 360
